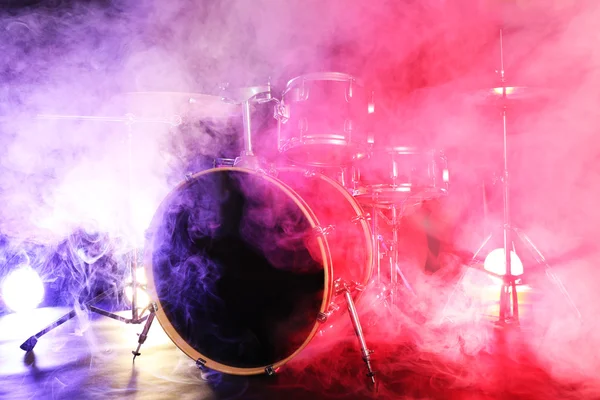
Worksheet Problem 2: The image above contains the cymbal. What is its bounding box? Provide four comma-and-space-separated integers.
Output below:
113, 91, 242, 120
1, 92, 243, 126
464, 85, 554, 102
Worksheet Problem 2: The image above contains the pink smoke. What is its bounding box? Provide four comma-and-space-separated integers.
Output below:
2, 0, 600, 398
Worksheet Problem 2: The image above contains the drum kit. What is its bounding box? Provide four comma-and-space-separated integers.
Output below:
18, 29, 581, 389
133, 72, 451, 383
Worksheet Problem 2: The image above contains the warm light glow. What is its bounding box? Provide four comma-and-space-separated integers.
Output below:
492, 86, 517, 96
442, 169, 449, 183
483, 248, 524, 276
127, 267, 148, 285
125, 267, 150, 308
481, 284, 533, 320
1, 266, 45, 313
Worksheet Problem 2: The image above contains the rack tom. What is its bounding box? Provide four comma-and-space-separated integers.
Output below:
276, 72, 373, 167
353, 146, 449, 205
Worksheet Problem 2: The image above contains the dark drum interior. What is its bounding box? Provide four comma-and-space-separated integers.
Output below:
150, 169, 325, 369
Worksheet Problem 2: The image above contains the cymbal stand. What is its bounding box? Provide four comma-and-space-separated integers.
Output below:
19, 114, 178, 352
443, 29, 580, 326
495, 27, 519, 324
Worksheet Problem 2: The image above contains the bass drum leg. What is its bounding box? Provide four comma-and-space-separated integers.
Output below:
274, 167, 376, 385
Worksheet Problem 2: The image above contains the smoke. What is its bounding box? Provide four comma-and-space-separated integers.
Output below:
2, 0, 600, 398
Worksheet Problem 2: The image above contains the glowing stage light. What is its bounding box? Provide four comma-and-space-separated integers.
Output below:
492, 86, 520, 96
442, 169, 450, 183
1, 266, 45, 313
124, 267, 150, 309
483, 248, 524, 276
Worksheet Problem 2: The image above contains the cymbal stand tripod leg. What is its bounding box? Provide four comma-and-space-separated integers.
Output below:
20, 288, 149, 352
20, 120, 149, 352
513, 228, 581, 319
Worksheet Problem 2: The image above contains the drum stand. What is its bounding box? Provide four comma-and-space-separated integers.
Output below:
322, 279, 377, 385
18, 114, 174, 352
369, 202, 416, 308
443, 29, 580, 326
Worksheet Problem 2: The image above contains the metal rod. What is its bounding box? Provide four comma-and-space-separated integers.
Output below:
241, 100, 254, 157
19, 310, 77, 351
19, 290, 124, 351
126, 121, 139, 322
132, 307, 156, 361
396, 263, 415, 296
473, 232, 494, 261
499, 27, 518, 324
499, 29, 506, 83
372, 205, 381, 285
483, 180, 489, 237
514, 228, 582, 319
35, 113, 181, 126
343, 289, 376, 386
390, 205, 399, 305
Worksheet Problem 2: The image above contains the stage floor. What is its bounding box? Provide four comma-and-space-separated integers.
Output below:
1, 304, 596, 400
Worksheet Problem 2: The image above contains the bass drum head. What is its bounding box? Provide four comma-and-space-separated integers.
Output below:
144, 167, 331, 375
275, 168, 373, 292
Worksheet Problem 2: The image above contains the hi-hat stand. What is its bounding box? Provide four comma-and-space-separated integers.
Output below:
443, 29, 580, 326
19, 114, 173, 352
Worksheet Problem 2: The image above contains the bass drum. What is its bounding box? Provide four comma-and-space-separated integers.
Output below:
143, 167, 372, 375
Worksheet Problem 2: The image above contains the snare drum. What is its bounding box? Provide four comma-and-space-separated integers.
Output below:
353, 146, 449, 205
277, 72, 373, 167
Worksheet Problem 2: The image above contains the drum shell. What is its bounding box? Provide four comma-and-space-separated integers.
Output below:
278, 72, 372, 167
143, 167, 372, 375
353, 147, 449, 205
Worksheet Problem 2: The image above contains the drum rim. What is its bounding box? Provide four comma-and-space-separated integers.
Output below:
285, 72, 364, 89
279, 139, 369, 166
143, 166, 333, 375
354, 184, 449, 196
367, 146, 440, 155
353, 186, 448, 206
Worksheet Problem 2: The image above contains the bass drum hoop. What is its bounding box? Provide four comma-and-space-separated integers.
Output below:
283, 72, 363, 93
143, 167, 333, 376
